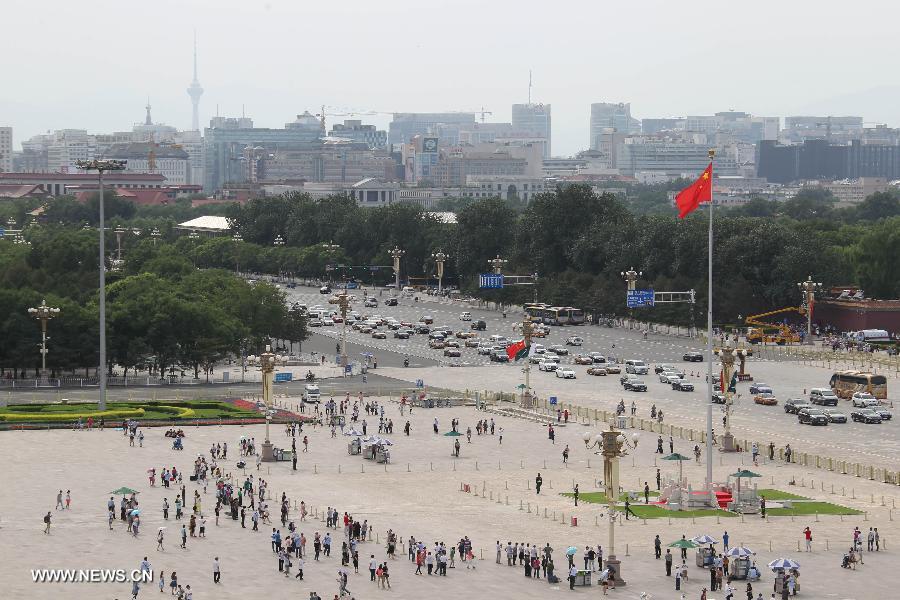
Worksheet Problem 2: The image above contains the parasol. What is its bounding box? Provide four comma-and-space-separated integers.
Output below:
668, 539, 699, 549
692, 535, 717, 545
661, 452, 691, 484
110, 487, 139, 495
767, 558, 800, 570
725, 547, 755, 558
443, 431, 462, 436
565, 546, 578, 555
729, 469, 762, 495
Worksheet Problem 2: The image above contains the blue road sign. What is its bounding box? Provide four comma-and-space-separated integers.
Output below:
274, 372, 292, 382
626, 289, 655, 308
0, 228, 5, 238
415, 379, 425, 388
479, 273, 504, 289
549, 396, 558, 405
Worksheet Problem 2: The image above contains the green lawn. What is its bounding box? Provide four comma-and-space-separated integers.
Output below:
756, 489, 809, 501
0, 400, 259, 423
629, 506, 737, 519
561, 491, 660, 504
766, 501, 861, 516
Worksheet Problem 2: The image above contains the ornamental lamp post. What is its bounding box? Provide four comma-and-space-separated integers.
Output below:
231, 233, 243, 275
513, 315, 535, 408
273, 235, 285, 281
321, 241, 340, 283
488, 254, 507, 275
714, 345, 747, 452
75, 158, 127, 411
797, 276, 822, 344
329, 292, 351, 374
621, 267, 642, 328
248, 345, 284, 462
28, 299, 61, 380
389, 246, 405, 294
431, 251, 448, 294
150, 227, 161, 246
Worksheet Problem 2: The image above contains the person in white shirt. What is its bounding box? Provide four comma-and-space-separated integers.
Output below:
569, 564, 579, 590
213, 557, 220, 583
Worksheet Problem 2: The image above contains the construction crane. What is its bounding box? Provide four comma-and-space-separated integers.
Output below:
316, 106, 396, 130
744, 307, 805, 345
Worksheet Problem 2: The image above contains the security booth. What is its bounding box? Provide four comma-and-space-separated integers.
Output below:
347, 438, 361, 455
696, 547, 716, 568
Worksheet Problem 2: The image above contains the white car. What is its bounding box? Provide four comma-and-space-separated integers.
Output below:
851, 393, 880, 408
529, 354, 545, 364
531, 344, 546, 355
322, 318, 335, 326
555, 368, 576, 379
565, 336, 584, 346
459, 312, 472, 321
538, 361, 558, 372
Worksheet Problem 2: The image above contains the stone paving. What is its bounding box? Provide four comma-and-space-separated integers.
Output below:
0, 388, 896, 599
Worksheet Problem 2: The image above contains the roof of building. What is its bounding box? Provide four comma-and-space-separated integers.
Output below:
75, 188, 174, 206
104, 142, 190, 160
176, 215, 231, 231
0, 184, 48, 198
0, 172, 166, 181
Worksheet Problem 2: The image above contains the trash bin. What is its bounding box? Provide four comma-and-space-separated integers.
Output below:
571, 516, 578, 527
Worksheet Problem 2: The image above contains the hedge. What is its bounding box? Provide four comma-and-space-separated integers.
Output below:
0, 408, 145, 423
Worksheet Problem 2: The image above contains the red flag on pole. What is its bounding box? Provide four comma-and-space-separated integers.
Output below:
675, 163, 713, 218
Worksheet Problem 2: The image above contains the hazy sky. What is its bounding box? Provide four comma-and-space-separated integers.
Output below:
3, 0, 898, 156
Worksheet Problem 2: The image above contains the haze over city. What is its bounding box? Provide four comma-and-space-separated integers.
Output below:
3, 0, 899, 155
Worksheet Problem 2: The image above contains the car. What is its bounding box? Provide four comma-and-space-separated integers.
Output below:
529, 354, 545, 364
443, 348, 462, 357
393, 330, 410, 339
850, 408, 882, 424
625, 360, 649, 375
587, 366, 608, 376
444, 340, 460, 348
624, 379, 648, 392
456, 331, 476, 339
428, 339, 446, 349
872, 407, 892, 421
620, 374, 640, 386
322, 318, 335, 326
565, 336, 584, 346
428, 332, 446, 341
659, 371, 679, 383
655, 364, 676, 374
809, 388, 838, 406
822, 408, 847, 423
414, 324, 430, 334
477, 344, 494, 355
784, 398, 812, 414
465, 338, 481, 348
359, 326, 373, 334
851, 392, 879, 408
542, 354, 561, 363
384, 298, 398, 307
531, 326, 549, 338
459, 312, 472, 321
331, 315, 344, 323
798, 408, 829, 426
364, 298, 378, 308
589, 353, 607, 363
672, 379, 694, 392
754, 393, 778, 406
683, 351, 704, 362
711, 392, 726, 404
420, 315, 434, 324
538, 361, 558, 372
319, 285, 331, 294
555, 368, 576, 379
470, 320, 487, 331
371, 331, 387, 339
309, 319, 323, 327
548, 345, 569, 356
604, 364, 621, 374
749, 383, 773, 395
490, 351, 510, 363
386, 321, 401, 330
573, 354, 594, 365
303, 384, 321, 403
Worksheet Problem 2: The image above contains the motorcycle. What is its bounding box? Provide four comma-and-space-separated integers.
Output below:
403, 358, 409, 368
305, 371, 316, 382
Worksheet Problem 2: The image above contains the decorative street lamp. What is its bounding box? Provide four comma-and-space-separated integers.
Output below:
389, 246, 405, 294
150, 227, 161, 246
273, 234, 285, 246
797, 275, 822, 344
582, 425, 639, 587
329, 291, 352, 375
714, 345, 747, 452
28, 299, 61, 380
431, 250, 448, 294
232, 233, 243, 275
188, 231, 200, 242
620, 267, 642, 291
512, 315, 536, 408
75, 158, 127, 411
111, 226, 128, 272
488, 254, 507, 275
247, 345, 284, 462
322, 241, 340, 283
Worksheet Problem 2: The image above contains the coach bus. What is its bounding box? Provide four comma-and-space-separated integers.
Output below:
523, 303, 549, 322
829, 370, 888, 400
541, 306, 586, 326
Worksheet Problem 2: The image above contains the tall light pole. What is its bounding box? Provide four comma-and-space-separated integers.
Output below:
322, 241, 340, 284
75, 158, 127, 411
797, 275, 822, 344
150, 227, 161, 246
28, 299, 61, 380
514, 315, 535, 408
431, 250, 448, 294
714, 345, 746, 452
329, 292, 351, 374
621, 267, 642, 328
232, 233, 243, 275
488, 254, 507, 275
248, 345, 283, 462
273, 234, 285, 281
389, 246, 405, 294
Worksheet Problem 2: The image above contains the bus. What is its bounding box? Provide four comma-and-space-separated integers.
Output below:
540, 306, 586, 326
829, 370, 888, 400
523, 303, 549, 322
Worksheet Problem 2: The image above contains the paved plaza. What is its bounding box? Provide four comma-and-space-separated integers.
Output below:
0, 384, 896, 600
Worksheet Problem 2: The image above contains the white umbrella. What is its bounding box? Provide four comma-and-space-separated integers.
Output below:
692, 535, 718, 545
726, 547, 754, 558
767, 558, 800, 570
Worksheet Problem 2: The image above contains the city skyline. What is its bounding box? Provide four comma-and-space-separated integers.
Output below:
2, 0, 898, 156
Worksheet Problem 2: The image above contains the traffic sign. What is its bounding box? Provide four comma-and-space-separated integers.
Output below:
549, 396, 558, 405
479, 273, 504, 289
626, 289, 655, 308
0, 228, 5, 238
369, 266, 380, 271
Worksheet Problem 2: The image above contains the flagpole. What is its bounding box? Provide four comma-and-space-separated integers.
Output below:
705, 148, 716, 496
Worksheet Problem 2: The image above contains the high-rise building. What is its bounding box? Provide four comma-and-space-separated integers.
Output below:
758, 138, 900, 184
0, 127, 12, 172
511, 103, 552, 158
104, 142, 191, 185
388, 113, 476, 146
328, 119, 387, 150
186, 35, 203, 131
589, 103, 639, 149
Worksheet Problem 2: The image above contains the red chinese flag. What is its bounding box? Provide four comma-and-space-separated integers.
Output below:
675, 163, 713, 218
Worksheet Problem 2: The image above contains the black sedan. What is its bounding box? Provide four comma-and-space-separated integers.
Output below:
672, 380, 694, 392
873, 407, 893, 421
384, 298, 398, 306
683, 352, 704, 362
624, 379, 647, 392
711, 392, 726, 404
822, 409, 847, 423
798, 408, 829, 426
851, 409, 883, 424
784, 398, 812, 415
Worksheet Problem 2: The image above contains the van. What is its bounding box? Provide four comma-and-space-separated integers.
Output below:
625, 359, 649, 375
489, 335, 508, 345
303, 384, 321, 404
809, 387, 838, 406
307, 311, 321, 321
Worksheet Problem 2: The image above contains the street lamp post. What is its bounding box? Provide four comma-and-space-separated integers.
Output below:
329, 292, 351, 375
488, 254, 507, 275
797, 276, 822, 344
75, 158, 127, 411
431, 250, 448, 295
28, 299, 61, 381
232, 233, 243, 275
273, 235, 285, 281
321, 241, 340, 284
621, 267, 642, 328
583, 426, 639, 587
389, 246, 405, 295
714, 345, 747, 452
150, 227, 161, 246
248, 345, 283, 462
515, 315, 535, 408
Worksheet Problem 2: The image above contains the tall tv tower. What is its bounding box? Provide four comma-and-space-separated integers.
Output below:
186, 32, 203, 131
